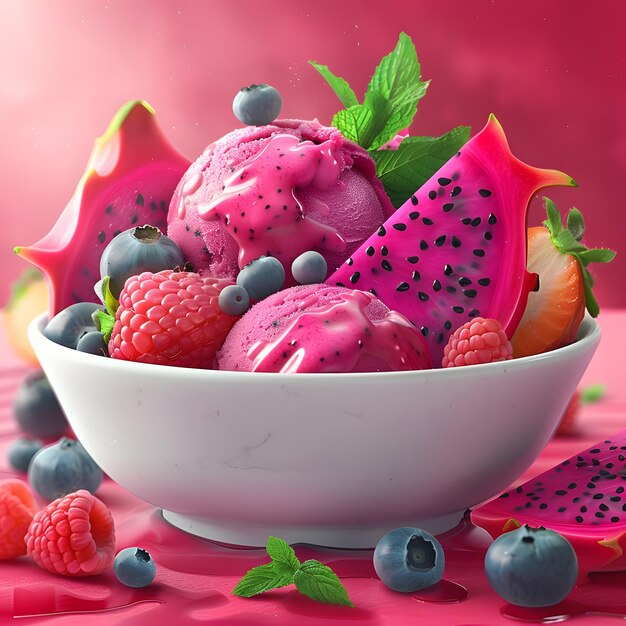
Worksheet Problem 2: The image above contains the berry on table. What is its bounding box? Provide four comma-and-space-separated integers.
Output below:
44, 302, 103, 349
13, 370, 68, 438
100, 225, 185, 298
218, 284, 250, 316
114, 547, 157, 587
7, 437, 43, 472
28, 437, 103, 502
233, 84, 282, 126
236, 256, 285, 302
373, 527, 445, 592
484, 525, 578, 607
291, 251, 328, 285
25, 489, 116, 576
442, 317, 513, 367
108, 270, 237, 368
0, 479, 37, 559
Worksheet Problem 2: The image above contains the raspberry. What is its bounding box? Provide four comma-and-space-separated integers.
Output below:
109, 270, 237, 368
0, 479, 37, 559
442, 317, 513, 367
25, 489, 116, 576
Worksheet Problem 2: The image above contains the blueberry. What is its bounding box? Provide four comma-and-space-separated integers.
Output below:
291, 251, 328, 284
100, 225, 185, 298
236, 256, 285, 302
233, 84, 282, 126
76, 330, 109, 356
218, 285, 250, 316
8, 437, 43, 472
28, 437, 103, 501
44, 302, 103, 349
373, 527, 445, 592
114, 547, 157, 587
13, 371, 68, 438
484, 525, 578, 607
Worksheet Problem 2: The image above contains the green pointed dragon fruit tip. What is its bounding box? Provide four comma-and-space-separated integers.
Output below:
14, 246, 21, 255
108, 100, 155, 135
570, 177, 579, 187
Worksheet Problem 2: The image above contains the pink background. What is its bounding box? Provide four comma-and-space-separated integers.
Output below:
1, 0, 623, 307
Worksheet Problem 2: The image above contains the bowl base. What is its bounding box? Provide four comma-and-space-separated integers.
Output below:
161, 509, 466, 548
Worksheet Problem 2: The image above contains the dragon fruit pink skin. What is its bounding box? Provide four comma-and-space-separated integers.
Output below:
472, 429, 626, 582
15, 101, 191, 317
329, 115, 576, 365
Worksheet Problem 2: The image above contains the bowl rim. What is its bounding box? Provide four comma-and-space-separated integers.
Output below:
29, 311, 601, 383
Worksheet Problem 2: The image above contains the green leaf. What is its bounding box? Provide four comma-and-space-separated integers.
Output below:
553, 230, 588, 255
332, 105, 374, 146
542, 198, 616, 319
566, 208, 585, 242
102, 276, 120, 317
293, 560, 354, 608
371, 127, 471, 208
266, 536, 301, 578
577, 248, 617, 265
363, 32, 429, 149
543, 197, 563, 236
308, 61, 359, 108
580, 383, 606, 404
232, 563, 293, 598
96, 310, 116, 343
582, 275, 600, 317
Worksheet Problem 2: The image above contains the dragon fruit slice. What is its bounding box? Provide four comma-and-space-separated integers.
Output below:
472, 429, 626, 581
15, 101, 190, 316
328, 115, 576, 365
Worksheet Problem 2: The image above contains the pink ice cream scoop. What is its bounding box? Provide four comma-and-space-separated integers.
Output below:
215, 284, 432, 373
167, 120, 394, 284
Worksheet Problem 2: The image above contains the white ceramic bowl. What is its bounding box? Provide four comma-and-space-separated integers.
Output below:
29, 313, 600, 548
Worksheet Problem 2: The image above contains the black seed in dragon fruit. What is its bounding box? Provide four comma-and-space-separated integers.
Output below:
328, 115, 576, 366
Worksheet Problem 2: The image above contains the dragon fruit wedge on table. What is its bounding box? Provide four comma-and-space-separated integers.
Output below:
15, 100, 191, 317
472, 430, 626, 582
328, 115, 577, 366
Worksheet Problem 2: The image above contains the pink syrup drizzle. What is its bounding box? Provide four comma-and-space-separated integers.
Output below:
197, 133, 347, 271
246, 289, 431, 373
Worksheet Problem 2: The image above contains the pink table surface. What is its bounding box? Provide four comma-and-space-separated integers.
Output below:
1, 311, 625, 626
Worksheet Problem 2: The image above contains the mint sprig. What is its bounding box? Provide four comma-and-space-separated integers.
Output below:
310, 32, 471, 208
370, 127, 470, 207
232, 536, 354, 608
311, 32, 428, 151
543, 197, 616, 317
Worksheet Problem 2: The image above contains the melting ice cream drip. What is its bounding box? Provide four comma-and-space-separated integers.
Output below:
198, 134, 346, 270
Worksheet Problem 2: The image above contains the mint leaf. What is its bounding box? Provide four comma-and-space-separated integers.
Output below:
312, 33, 429, 150
266, 536, 300, 578
371, 127, 471, 207
293, 560, 354, 607
309, 62, 358, 108
581, 383, 606, 404
332, 105, 374, 146
566, 207, 585, 242
232, 563, 293, 598
364, 32, 429, 149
